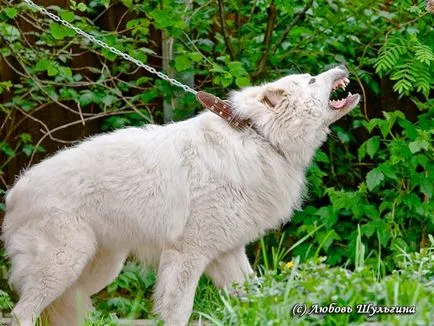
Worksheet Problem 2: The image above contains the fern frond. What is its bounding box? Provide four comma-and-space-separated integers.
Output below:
414, 44, 434, 65
374, 36, 408, 75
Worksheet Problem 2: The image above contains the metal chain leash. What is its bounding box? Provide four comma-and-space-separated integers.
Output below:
21, 0, 198, 95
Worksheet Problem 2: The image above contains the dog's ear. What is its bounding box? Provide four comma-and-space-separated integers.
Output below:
261, 88, 286, 110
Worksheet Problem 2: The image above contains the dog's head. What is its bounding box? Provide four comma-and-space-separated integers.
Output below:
230, 65, 360, 143
264, 64, 360, 124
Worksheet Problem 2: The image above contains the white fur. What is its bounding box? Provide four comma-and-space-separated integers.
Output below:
2, 66, 359, 326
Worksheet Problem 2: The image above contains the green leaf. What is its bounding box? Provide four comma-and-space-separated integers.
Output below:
358, 142, 366, 161
220, 75, 233, 88
366, 168, 384, 191
0, 23, 20, 41
50, 22, 75, 40
4, 8, 18, 19
229, 61, 247, 77
335, 127, 351, 143
102, 95, 117, 106
317, 230, 341, 251
101, 0, 111, 8
101, 49, 118, 61
228, 61, 244, 70
315, 150, 330, 163
315, 206, 336, 229
101, 116, 130, 130
121, 0, 133, 8
129, 49, 147, 63
361, 221, 376, 237
35, 59, 49, 71
1, 47, 11, 57
22, 144, 33, 157
174, 55, 191, 72
366, 136, 380, 159
189, 52, 202, 62
60, 11, 75, 23
135, 77, 151, 86
367, 118, 383, 133
420, 179, 433, 199
0, 142, 16, 157
19, 133, 32, 143
58, 67, 72, 80
77, 3, 87, 12
139, 89, 159, 103
0, 80, 12, 94
235, 77, 250, 87
47, 65, 58, 77
409, 140, 429, 153
210, 64, 225, 73
79, 90, 94, 106
376, 221, 390, 247
378, 162, 397, 180
150, 9, 185, 29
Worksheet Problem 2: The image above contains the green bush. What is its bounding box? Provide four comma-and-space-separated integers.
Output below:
286, 97, 433, 272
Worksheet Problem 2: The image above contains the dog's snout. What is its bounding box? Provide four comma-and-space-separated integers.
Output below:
317, 64, 349, 80
330, 64, 349, 79
337, 64, 349, 74
318, 64, 349, 78
338, 64, 347, 71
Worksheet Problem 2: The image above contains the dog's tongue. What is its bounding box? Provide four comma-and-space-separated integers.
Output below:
329, 98, 347, 109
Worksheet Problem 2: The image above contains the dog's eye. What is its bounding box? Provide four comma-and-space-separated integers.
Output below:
308, 78, 316, 84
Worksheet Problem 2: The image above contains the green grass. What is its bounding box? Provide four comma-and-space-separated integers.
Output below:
195, 255, 433, 325
86, 233, 433, 325
1, 235, 433, 325
191, 234, 434, 326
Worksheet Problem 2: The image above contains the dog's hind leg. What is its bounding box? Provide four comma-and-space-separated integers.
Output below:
5, 215, 96, 326
205, 246, 254, 289
41, 248, 128, 326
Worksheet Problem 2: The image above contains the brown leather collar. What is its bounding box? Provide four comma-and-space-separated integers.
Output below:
196, 91, 251, 130
196, 91, 286, 158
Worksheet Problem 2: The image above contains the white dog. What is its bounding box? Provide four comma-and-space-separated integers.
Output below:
2, 65, 359, 326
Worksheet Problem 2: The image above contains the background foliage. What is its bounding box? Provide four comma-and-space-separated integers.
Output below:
0, 0, 433, 323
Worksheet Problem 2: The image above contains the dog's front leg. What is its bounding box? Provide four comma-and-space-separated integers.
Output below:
154, 244, 210, 326
205, 246, 254, 289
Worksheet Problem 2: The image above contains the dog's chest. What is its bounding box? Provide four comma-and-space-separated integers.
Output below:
186, 155, 305, 238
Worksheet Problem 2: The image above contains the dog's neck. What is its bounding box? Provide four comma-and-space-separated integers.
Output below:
196, 91, 251, 130
248, 115, 328, 168
197, 90, 325, 165
197, 91, 288, 158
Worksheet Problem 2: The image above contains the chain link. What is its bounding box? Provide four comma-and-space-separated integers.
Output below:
22, 0, 197, 95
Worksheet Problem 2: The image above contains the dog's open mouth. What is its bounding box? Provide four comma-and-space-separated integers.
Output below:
329, 77, 359, 110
